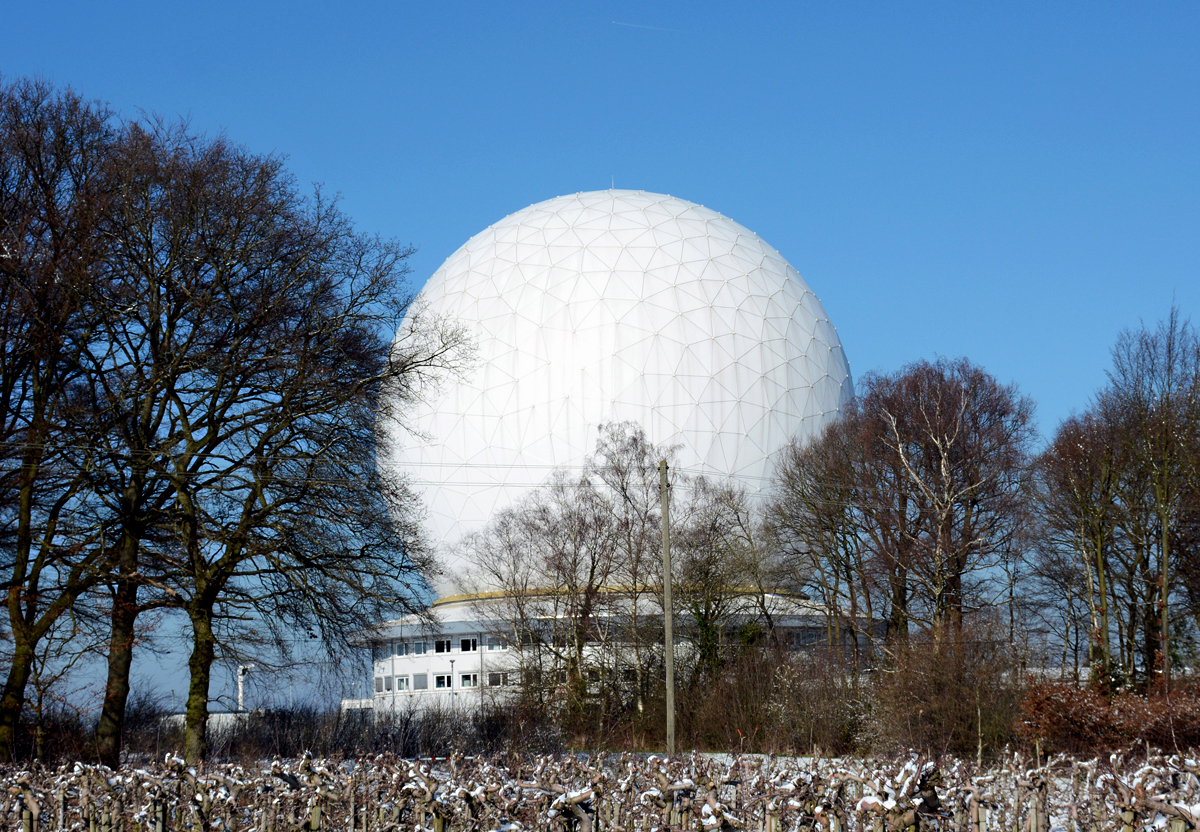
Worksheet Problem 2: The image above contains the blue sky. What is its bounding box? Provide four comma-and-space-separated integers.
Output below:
7, 1, 1198, 430
6, 1, 1199, 704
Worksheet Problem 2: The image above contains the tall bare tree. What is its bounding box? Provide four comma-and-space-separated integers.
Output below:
1033, 412, 1124, 685
82, 118, 468, 763
1105, 308, 1200, 692
463, 469, 623, 734
590, 423, 671, 724
1033, 311, 1200, 691
874, 360, 1035, 634
462, 423, 797, 742
772, 417, 877, 663
0, 78, 116, 761
772, 358, 1035, 652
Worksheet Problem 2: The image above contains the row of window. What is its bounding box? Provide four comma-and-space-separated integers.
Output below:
373, 671, 517, 693
372, 637, 507, 661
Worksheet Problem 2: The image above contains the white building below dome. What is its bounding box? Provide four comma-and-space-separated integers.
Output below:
352, 592, 850, 717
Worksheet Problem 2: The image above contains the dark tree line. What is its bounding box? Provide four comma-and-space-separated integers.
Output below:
0, 78, 467, 764
460, 327, 1198, 754
771, 357, 1035, 657
1032, 310, 1200, 690
772, 316, 1200, 740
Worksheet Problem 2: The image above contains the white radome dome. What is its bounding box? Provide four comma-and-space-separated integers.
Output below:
389, 190, 852, 594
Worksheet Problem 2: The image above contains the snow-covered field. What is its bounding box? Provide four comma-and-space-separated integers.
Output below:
4, 750, 1200, 830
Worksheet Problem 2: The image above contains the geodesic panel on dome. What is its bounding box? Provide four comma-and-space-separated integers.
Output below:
384, 190, 852, 593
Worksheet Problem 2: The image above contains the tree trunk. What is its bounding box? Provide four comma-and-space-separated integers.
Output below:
0, 394, 47, 763
888, 563, 909, 642
1143, 575, 1159, 692
1160, 503, 1171, 695
1095, 538, 1113, 683
34, 689, 46, 763
184, 608, 217, 764
0, 637, 36, 762
96, 576, 140, 768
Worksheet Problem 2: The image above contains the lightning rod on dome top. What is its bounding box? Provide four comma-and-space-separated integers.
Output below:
660, 459, 675, 756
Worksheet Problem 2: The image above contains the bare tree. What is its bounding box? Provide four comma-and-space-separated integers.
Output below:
0, 78, 117, 761
74, 118, 470, 764
870, 359, 1035, 636
462, 469, 623, 735
462, 423, 798, 744
772, 418, 878, 665
26, 606, 104, 762
1032, 412, 1124, 685
1034, 311, 1200, 691
772, 358, 1035, 656
590, 423, 671, 726
1105, 308, 1200, 693
673, 479, 779, 688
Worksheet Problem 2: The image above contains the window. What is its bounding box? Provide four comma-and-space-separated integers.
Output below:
434, 674, 451, 689
384, 676, 393, 691
461, 673, 478, 688
393, 641, 406, 657
373, 677, 383, 693
435, 639, 452, 654
486, 636, 506, 651
460, 638, 477, 653
371, 644, 383, 661
411, 641, 427, 655
488, 672, 513, 687
412, 674, 428, 690
395, 676, 409, 691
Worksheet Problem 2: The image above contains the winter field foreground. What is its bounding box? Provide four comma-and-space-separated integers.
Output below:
3, 750, 1200, 831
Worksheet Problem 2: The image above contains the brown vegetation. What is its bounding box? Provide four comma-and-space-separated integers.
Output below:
1019, 681, 1200, 755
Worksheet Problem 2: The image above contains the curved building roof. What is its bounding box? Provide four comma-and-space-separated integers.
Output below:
385, 190, 852, 593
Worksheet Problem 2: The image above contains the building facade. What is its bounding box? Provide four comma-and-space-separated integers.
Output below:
354, 591, 867, 716
362, 597, 519, 715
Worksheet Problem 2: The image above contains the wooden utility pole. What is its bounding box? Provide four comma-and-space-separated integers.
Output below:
660, 459, 675, 755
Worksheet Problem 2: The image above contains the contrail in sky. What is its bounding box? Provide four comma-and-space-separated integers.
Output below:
612, 21, 683, 33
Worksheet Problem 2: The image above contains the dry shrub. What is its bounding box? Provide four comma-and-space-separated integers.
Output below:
678, 646, 863, 754
1016, 682, 1121, 754
679, 647, 778, 751
199, 700, 562, 762
10, 701, 93, 764
770, 649, 865, 754
1019, 682, 1200, 754
873, 629, 1021, 757
1113, 690, 1200, 749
